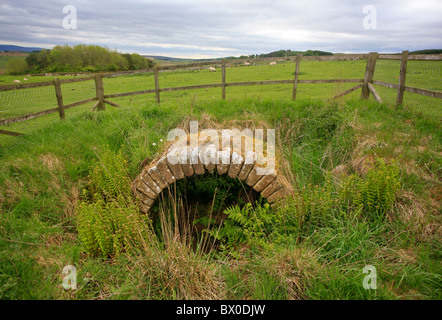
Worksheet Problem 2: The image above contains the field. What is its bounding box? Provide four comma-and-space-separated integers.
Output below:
0, 58, 441, 300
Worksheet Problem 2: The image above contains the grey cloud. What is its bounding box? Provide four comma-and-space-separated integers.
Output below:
0, 0, 441, 57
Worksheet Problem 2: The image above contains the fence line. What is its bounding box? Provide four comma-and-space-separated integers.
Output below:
0, 52, 441, 136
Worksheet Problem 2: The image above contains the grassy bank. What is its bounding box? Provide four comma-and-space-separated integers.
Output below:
0, 98, 440, 300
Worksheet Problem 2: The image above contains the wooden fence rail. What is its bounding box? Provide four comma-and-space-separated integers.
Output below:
1, 52, 441, 136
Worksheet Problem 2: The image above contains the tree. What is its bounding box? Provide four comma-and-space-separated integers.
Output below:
23, 44, 152, 73
122, 53, 153, 70
7, 58, 28, 75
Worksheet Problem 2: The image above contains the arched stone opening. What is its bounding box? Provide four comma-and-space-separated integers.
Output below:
133, 127, 294, 215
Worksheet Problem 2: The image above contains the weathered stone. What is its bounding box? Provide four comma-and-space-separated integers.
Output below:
253, 172, 276, 192
135, 179, 157, 200
217, 148, 231, 175
156, 157, 176, 184
178, 146, 194, 177
138, 195, 155, 213
147, 166, 168, 190
228, 151, 244, 179
139, 194, 155, 207
266, 187, 288, 204
140, 172, 162, 195
200, 143, 217, 174
237, 150, 256, 181
191, 146, 205, 175
261, 179, 283, 199
165, 147, 185, 180
245, 165, 275, 187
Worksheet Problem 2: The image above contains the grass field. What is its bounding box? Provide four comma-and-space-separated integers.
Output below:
0, 58, 441, 300
1, 58, 440, 125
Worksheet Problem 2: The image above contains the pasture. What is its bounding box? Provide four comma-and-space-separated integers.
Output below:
0, 57, 440, 301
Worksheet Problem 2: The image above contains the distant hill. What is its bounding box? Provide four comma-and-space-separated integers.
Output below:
141, 55, 214, 63
409, 49, 442, 55
0, 45, 43, 52
141, 55, 194, 61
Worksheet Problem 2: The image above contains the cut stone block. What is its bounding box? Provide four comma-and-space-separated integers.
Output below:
156, 157, 176, 185
228, 151, 244, 179
200, 143, 217, 174
166, 147, 185, 180
140, 172, 162, 195
245, 165, 275, 187
266, 188, 288, 204
136, 180, 157, 200
178, 146, 194, 177
261, 179, 283, 199
217, 148, 231, 175
191, 146, 205, 175
147, 166, 168, 190
237, 151, 256, 181
253, 172, 277, 192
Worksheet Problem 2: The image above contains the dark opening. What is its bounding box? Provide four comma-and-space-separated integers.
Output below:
149, 173, 264, 251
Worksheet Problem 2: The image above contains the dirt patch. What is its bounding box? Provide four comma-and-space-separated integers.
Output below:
40, 153, 63, 171
61, 186, 81, 220
395, 190, 441, 242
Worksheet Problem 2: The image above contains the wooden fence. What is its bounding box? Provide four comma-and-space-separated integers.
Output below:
0, 51, 441, 137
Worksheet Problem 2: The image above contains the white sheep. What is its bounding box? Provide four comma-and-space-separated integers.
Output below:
209, 67, 216, 72
13, 80, 20, 83
269, 61, 276, 66
244, 62, 250, 66
23, 77, 28, 81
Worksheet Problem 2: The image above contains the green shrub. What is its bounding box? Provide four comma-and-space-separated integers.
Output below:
76, 148, 152, 257
340, 158, 401, 224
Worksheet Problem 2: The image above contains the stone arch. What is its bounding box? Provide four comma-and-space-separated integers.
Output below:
133, 128, 293, 213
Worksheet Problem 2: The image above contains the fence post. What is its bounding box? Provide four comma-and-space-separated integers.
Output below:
292, 55, 302, 101
396, 50, 409, 107
360, 52, 378, 100
53, 78, 65, 119
154, 66, 160, 104
94, 74, 105, 110
222, 59, 226, 100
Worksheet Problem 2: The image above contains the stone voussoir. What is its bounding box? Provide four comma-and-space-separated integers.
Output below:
260, 178, 283, 199
156, 156, 176, 185
253, 171, 277, 192
147, 166, 168, 190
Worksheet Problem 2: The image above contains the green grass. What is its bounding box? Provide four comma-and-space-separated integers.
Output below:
1, 58, 440, 140
0, 94, 440, 300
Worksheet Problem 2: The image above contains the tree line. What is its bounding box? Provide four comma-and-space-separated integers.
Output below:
226, 49, 334, 60
7, 44, 154, 74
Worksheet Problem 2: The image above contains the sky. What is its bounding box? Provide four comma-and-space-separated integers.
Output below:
0, 0, 441, 58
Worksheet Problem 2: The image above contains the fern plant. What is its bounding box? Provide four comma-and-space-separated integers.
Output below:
207, 200, 275, 251
339, 158, 400, 223
76, 148, 152, 257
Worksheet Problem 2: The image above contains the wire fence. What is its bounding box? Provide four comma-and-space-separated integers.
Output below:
0, 52, 441, 145
373, 57, 442, 117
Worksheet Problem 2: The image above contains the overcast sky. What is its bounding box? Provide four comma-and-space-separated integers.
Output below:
0, 0, 441, 58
